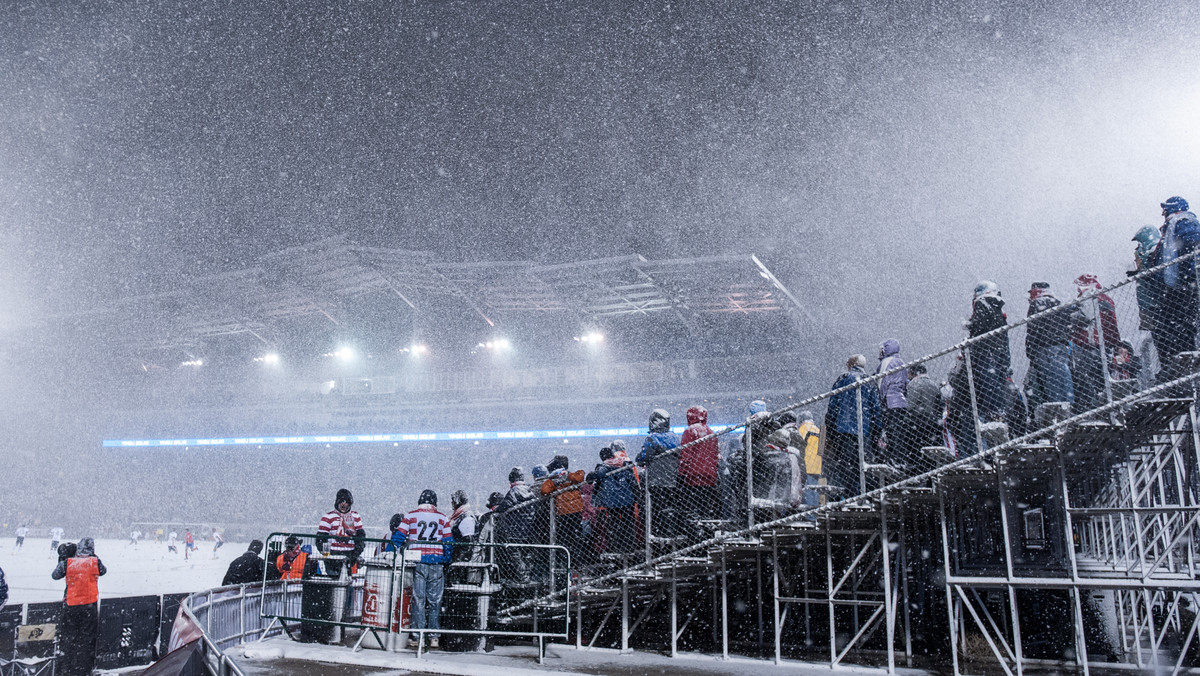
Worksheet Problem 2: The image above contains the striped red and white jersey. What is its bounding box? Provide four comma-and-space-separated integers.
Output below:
318, 509, 364, 552
397, 506, 452, 563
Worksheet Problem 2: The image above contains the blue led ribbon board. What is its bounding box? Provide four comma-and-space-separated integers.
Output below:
102, 424, 735, 448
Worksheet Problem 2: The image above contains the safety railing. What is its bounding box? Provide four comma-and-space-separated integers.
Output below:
180, 582, 287, 676
256, 531, 569, 657
491, 244, 1200, 587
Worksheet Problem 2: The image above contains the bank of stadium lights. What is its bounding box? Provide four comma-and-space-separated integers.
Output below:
574, 331, 605, 344
399, 344, 428, 356
478, 338, 511, 352
322, 346, 356, 362
181, 358, 203, 367
254, 353, 280, 365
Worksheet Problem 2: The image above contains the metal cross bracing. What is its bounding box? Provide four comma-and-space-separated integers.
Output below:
548, 393, 1200, 675
488, 251, 1200, 674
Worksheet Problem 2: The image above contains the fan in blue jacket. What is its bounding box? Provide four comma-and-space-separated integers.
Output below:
823, 355, 882, 495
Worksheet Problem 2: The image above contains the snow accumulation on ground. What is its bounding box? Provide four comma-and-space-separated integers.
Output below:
3, 537, 244, 604
235, 639, 913, 676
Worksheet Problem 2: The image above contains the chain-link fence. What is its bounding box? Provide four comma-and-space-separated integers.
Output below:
493, 244, 1200, 580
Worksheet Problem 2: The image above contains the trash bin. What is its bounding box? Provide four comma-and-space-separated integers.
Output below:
299, 558, 348, 644
357, 554, 403, 649
441, 561, 485, 652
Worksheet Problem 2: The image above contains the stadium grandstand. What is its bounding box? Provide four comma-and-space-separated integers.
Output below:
1, 238, 831, 533
44, 237, 822, 443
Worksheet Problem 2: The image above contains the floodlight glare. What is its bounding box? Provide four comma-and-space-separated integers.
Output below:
181, 359, 203, 367
334, 346, 355, 362
479, 338, 511, 352
574, 331, 605, 344
255, 353, 280, 365
410, 344, 429, 356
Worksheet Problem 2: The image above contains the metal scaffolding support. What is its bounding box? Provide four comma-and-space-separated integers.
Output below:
558, 390, 1200, 674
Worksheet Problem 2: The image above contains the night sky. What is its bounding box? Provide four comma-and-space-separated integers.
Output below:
3, 0, 1197, 346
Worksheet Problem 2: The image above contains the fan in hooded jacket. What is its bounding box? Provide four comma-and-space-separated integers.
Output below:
1070, 273, 1121, 411
876, 339, 910, 468
638, 409, 680, 540
1155, 196, 1200, 375
498, 467, 537, 582
1025, 282, 1079, 408
824, 356, 881, 496
541, 455, 587, 558
318, 488, 366, 568
678, 405, 719, 525
52, 537, 106, 676
498, 467, 537, 545
222, 540, 266, 586
966, 281, 1012, 421
591, 446, 640, 555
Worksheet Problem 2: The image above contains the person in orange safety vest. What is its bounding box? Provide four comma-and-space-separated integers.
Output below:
274, 535, 308, 580
51, 537, 106, 676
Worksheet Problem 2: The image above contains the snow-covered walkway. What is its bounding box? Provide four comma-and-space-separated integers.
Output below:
232, 638, 918, 676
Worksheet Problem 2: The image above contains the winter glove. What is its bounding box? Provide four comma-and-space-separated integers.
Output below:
350, 528, 367, 562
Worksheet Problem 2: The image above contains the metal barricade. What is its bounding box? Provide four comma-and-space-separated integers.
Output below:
253, 532, 568, 657
394, 540, 570, 659
258, 532, 395, 650
180, 582, 288, 676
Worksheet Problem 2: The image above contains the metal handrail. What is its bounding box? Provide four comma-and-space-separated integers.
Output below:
179, 581, 286, 676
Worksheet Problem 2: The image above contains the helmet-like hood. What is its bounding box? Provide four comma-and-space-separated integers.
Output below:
78, 537, 95, 557
1162, 196, 1190, 215
974, 280, 1000, 300
686, 405, 708, 425
648, 409, 670, 433
335, 488, 354, 512
879, 339, 900, 359
1133, 225, 1161, 260
749, 400, 767, 415
1074, 273, 1101, 296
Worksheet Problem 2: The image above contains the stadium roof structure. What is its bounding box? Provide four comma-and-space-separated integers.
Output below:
47, 236, 807, 353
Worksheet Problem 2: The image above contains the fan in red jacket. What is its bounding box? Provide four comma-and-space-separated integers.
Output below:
1071, 273, 1122, 412
678, 405, 720, 525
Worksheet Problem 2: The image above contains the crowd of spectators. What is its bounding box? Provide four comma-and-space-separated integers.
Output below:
204, 196, 1200, 653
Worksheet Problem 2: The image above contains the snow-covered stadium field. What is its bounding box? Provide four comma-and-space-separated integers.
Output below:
3, 537, 247, 604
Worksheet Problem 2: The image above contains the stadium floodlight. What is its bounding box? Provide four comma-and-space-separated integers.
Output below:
404, 343, 429, 356
333, 346, 355, 362
478, 338, 511, 352
254, 353, 280, 365
181, 358, 203, 367
574, 331, 605, 344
